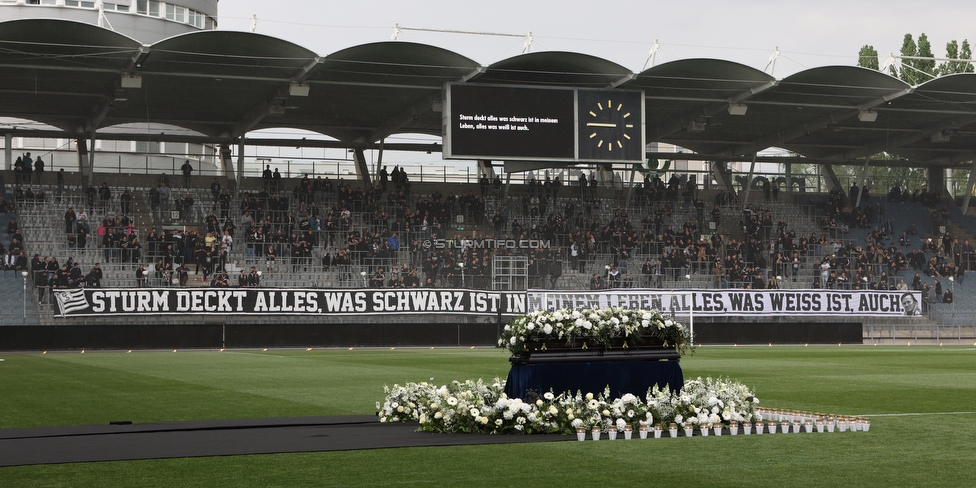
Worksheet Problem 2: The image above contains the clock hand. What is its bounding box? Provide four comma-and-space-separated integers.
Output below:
585, 122, 617, 128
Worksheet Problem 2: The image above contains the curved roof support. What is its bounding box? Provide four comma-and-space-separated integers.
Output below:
130, 45, 152, 72
461, 66, 486, 82
90, 71, 149, 132
648, 80, 777, 141
230, 99, 278, 140
864, 87, 914, 109
88, 93, 114, 132
729, 108, 859, 157
610, 74, 636, 88
230, 57, 322, 139
838, 113, 976, 161
364, 95, 440, 144
362, 65, 483, 144
292, 56, 322, 82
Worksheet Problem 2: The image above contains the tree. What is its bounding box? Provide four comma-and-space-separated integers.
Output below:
887, 33, 939, 85
940, 40, 960, 75
962, 40, 974, 73
915, 33, 936, 81
891, 34, 918, 84
858, 45, 879, 70
937, 39, 974, 75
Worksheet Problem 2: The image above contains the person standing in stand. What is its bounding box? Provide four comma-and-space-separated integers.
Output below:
272, 168, 282, 193
159, 181, 171, 212
120, 189, 132, 215
210, 178, 221, 202
32, 254, 46, 304
177, 264, 189, 287
76, 208, 89, 233
379, 166, 389, 193
86, 263, 103, 288
64, 207, 76, 234
247, 266, 260, 287
34, 156, 44, 185
22, 152, 33, 186
98, 182, 112, 211
589, 273, 605, 290
75, 223, 87, 252
181, 159, 193, 188
13, 156, 23, 185
136, 264, 149, 287
262, 165, 273, 192
549, 258, 562, 288
265, 243, 276, 274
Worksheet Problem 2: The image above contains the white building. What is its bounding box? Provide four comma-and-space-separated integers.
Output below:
0, 0, 216, 43
1, 0, 221, 180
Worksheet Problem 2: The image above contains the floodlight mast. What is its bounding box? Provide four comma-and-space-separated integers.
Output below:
765, 46, 781, 76
390, 24, 533, 52
641, 39, 661, 71
96, 1, 114, 30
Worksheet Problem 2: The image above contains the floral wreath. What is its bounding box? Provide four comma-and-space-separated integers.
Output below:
498, 307, 694, 356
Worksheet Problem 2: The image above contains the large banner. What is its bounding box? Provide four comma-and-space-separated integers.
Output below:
527, 289, 923, 317
52, 287, 923, 318
52, 288, 526, 318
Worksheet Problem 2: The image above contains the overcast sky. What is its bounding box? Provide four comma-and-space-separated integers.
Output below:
216, 1, 975, 78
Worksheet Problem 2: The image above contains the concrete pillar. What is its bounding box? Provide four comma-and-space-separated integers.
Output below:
352, 148, 372, 188
87, 131, 96, 188
75, 138, 87, 183
960, 159, 976, 215
4, 133, 11, 171
477, 159, 495, 179
236, 139, 245, 194
710, 161, 735, 194
740, 154, 757, 209
821, 165, 843, 193
855, 157, 871, 208
927, 166, 948, 199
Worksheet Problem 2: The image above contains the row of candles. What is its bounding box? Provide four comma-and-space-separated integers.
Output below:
578, 408, 870, 441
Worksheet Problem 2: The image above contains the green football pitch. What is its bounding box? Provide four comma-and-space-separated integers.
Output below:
1, 345, 974, 487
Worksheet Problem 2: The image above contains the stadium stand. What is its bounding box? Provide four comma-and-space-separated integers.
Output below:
2, 170, 975, 345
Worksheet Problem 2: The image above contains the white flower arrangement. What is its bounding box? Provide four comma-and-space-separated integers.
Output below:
655, 377, 763, 427
498, 307, 694, 356
378, 376, 760, 435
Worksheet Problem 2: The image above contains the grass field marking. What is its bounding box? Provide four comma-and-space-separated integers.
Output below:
862, 411, 976, 417
222, 351, 296, 359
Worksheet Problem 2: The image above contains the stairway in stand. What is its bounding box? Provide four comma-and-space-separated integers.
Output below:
128, 190, 153, 235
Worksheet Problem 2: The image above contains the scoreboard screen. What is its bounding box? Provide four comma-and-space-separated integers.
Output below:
443, 83, 645, 163
444, 83, 576, 160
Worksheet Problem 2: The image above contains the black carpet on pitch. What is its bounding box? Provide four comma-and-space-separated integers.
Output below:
0, 416, 575, 467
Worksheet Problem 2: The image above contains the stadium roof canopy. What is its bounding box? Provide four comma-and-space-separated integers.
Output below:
2, 18, 976, 168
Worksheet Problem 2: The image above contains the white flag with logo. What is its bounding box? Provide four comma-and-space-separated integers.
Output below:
55, 289, 90, 317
